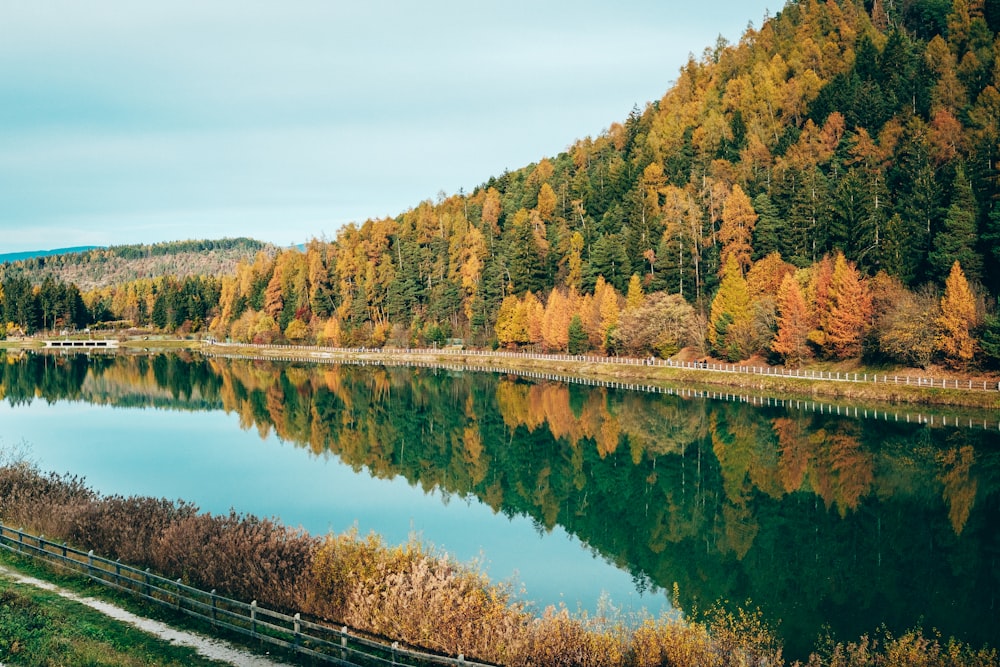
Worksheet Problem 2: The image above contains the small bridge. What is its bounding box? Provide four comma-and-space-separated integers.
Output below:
44, 339, 119, 349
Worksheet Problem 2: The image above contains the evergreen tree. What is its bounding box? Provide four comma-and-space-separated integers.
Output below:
586, 234, 631, 293
568, 314, 589, 355
751, 193, 783, 261
929, 166, 982, 283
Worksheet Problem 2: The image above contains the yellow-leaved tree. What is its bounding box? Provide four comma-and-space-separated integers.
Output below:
936, 260, 979, 368
718, 184, 758, 277
709, 256, 753, 361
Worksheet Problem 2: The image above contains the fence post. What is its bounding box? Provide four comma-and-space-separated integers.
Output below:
392, 641, 399, 665
144, 568, 151, 598
176, 579, 183, 610
294, 612, 302, 646
250, 600, 257, 635
87, 549, 94, 572
341, 626, 349, 661
211, 589, 217, 625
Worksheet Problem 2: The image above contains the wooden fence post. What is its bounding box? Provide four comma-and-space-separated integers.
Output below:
250, 600, 257, 635
175, 579, 182, 610
341, 626, 348, 661
294, 612, 302, 646
211, 589, 217, 625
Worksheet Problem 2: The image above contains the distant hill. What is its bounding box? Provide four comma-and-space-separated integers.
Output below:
0, 246, 100, 264
0, 238, 274, 291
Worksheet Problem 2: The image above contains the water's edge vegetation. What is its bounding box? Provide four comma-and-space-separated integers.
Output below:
0, 462, 994, 667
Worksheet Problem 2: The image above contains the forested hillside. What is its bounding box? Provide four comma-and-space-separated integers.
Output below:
0, 238, 271, 291
5, 0, 1000, 370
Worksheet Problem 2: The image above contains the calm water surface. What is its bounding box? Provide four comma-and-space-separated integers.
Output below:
1, 351, 997, 659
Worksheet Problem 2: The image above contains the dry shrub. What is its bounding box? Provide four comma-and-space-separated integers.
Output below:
506, 606, 627, 667
0, 463, 93, 538
307, 531, 529, 662
66, 495, 199, 567
153, 511, 317, 610
802, 629, 998, 667
703, 603, 784, 666
629, 616, 723, 667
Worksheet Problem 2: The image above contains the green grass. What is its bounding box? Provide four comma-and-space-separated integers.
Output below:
0, 575, 227, 666
0, 549, 298, 666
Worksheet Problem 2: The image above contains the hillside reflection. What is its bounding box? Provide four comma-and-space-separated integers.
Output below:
2, 350, 998, 656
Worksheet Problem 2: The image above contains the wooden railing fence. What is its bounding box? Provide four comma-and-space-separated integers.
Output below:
213, 343, 1000, 392
204, 350, 1000, 432
0, 523, 494, 667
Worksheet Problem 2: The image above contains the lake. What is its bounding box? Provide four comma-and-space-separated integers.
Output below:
1, 350, 997, 659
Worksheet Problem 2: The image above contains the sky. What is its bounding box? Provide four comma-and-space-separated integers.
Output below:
0, 1, 774, 254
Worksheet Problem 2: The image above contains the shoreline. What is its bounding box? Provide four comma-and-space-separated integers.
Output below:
199, 342, 1000, 411
6, 338, 1000, 411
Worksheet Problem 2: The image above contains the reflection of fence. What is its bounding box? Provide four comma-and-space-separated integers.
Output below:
213, 343, 1000, 392
0, 524, 493, 667
204, 349, 1000, 432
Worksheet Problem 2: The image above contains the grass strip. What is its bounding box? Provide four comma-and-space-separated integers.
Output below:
0, 549, 297, 666
0, 573, 226, 666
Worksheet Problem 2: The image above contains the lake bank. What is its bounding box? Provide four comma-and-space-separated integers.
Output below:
5, 336, 1000, 409
188, 341, 1000, 411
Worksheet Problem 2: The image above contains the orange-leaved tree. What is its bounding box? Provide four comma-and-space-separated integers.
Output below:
772, 272, 811, 367
825, 251, 872, 359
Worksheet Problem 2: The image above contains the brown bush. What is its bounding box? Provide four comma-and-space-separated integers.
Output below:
153, 511, 317, 611
0, 464, 93, 538
66, 495, 199, 567
306, 531, 528, 661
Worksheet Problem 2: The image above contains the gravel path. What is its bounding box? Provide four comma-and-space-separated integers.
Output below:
0, 565, 297, 667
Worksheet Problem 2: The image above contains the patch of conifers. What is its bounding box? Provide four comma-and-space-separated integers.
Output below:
0, 463, 994, 667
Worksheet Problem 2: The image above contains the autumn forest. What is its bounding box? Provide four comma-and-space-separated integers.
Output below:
6, 0, 1000, 371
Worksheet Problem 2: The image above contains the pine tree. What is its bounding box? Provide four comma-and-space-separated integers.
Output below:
929, 165, 982, 283
936, 260, 979, 367
568, 315, 589, 355
751, 193, 783, 261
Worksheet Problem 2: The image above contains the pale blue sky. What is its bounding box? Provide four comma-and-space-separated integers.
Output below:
0, 1, 773, 253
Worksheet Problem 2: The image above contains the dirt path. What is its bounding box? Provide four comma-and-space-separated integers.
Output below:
0, 565, 296, 667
